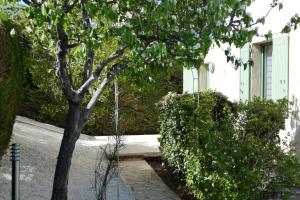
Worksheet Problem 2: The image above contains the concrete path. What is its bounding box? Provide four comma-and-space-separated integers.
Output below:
0, 116, 134, 200
120, 159, 180, 200
15, 116, 160, 157
82, 134, 160, 157
0, 116, 179, 200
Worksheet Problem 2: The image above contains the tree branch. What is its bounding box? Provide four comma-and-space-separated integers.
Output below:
227, 3, 239, 28
81, 0, 95, 83
137, 34, 183, 46
227, 1, 279, 29
56, 20, 81, 103
245, 5, 274, 28
77, 44, 126, 95
22, 0, 42, 8
78, 63, 127, 130
61, 0, 79, 13
67, 42, 80, 49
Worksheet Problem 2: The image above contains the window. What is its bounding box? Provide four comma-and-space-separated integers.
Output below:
240, 35, 289, 101
262, 44, 273, 99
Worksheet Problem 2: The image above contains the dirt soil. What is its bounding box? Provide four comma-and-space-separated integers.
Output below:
145, 157, 197, 200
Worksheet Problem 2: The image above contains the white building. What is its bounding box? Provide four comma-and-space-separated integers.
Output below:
183, 0, 300, 158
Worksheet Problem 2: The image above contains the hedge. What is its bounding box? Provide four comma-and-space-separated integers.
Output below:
0, 15, 24, 158
159, 91, 300, 200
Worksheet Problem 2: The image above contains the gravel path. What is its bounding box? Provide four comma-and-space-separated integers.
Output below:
0, 117, 134, 200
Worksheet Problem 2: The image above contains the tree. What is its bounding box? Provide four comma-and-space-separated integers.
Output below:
16, 0, 300, 200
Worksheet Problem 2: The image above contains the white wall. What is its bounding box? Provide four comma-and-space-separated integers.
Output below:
286, 27, 300, 157
204, 45, 240, 102
249, 0, 300, 43
204, 0, 300, 157
251, 0, 300, 157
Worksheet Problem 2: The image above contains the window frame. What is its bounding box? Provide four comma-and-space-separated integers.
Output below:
260, 42, 273, 99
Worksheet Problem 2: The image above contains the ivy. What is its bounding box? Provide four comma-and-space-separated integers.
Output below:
0, 15, 25, 158
158, 92, 300, 200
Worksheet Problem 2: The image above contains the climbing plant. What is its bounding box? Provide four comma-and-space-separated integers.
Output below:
0, 14, 25, 158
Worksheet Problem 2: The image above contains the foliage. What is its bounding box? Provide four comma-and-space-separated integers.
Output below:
0, 14, 25, 158
87, 71, 182, 135
18, 0, 296, 97
0, 2, 24, 19
157, 92, 194, 176
159, 92, 300, 200
13, 1, 299, 138
20, 65, 182, 135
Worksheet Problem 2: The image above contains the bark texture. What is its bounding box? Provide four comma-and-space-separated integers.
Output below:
51, 103, 81, 200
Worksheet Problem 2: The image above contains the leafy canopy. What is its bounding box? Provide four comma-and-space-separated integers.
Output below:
3, 0, 298, 118
21, 0, 297, 75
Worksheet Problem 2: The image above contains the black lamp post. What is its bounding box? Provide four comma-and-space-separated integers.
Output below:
11, 143, 20, 200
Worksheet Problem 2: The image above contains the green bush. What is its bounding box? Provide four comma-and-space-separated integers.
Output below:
0, 15, 24, 158
159, 92, 300, 200
158, 92, 194, 176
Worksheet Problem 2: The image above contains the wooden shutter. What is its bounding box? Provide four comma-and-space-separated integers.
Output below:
183, 68, 199, 93
272, 35, 289, 100
240, 44, 250, 101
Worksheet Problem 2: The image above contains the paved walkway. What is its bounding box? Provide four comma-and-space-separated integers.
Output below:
7, 116, 300, 200
120, 159, 180, 200
0, 116, 134, 200
16, 116, 160, 157
0, 116, 180, 200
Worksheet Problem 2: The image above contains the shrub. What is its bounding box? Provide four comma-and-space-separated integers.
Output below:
158, 92, 194, 175
0, 15, 25, 158
159, 92, 300, 200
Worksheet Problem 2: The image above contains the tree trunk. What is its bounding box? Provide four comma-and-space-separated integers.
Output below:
51, 102, 81, 200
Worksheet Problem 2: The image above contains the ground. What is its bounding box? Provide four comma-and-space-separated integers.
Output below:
1, 116, 300, 200
0, 116, 179, 200
0, 116, 135, 200
120, 159, 180, 200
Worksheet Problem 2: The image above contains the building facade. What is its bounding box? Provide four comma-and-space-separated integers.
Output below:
183, 0, 300, 157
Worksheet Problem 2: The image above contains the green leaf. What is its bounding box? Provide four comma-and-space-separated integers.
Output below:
279, 3, 283, 11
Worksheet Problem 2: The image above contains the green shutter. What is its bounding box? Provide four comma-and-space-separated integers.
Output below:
272, 35, 289, 100
240, 44, 250, 101
206, 69, 210, 90
183, 68, 198, 93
